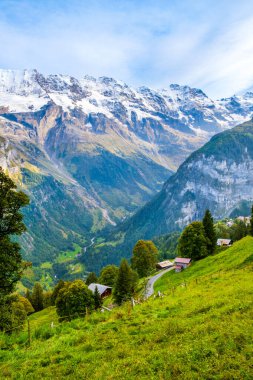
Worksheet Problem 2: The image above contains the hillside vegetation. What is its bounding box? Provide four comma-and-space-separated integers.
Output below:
1, 237, 253, 379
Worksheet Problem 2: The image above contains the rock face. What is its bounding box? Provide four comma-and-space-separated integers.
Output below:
124, 118, 253, 235
1, 68, 253, 266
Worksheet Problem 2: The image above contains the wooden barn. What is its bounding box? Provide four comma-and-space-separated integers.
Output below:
156, 260, 174, 270
174, 257, 191, 270
88, 283, 112, 298
217, 239, 232, 247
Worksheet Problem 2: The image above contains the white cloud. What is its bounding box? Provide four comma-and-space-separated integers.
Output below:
0, 0, 253, 98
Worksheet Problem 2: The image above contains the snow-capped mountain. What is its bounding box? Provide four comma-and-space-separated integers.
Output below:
1, 69, 253, 134
0, 68, 253, 269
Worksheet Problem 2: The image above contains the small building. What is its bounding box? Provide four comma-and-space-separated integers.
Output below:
156, 260, 174, 270
88, 283, 112, 298
174, 257, 191, 269
237, 216, 251, 226
217, 238, 232, 247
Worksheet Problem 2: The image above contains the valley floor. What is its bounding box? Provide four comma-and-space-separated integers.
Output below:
1, 237, 253, 379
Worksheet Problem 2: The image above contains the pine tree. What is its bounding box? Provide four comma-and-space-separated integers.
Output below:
131, 240, 158, 278
31, 283, 44, 312
250, 205, 253, 236
93, 286, 102, 310
114, 259, 138, 305
202, 209, 216, 255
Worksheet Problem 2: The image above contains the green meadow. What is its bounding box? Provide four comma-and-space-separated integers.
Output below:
1, 237, 253, 379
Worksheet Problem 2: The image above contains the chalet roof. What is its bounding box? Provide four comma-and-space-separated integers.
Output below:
88, 283, 112, 295
157, 260, 174, 268
174, 257, 191, 264
217, 238, 231, 245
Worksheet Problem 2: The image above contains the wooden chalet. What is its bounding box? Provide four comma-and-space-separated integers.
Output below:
217, 239, 232, 247
156, 260, 174, 270
88, 283, 112, 298
174, 257, 191, 270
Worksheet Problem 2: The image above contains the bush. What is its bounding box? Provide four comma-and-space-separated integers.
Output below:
56, 280, 94, 321
19, 296, 34, 315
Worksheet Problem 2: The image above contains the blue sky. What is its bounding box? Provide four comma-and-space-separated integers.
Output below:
0, 0, 253, 97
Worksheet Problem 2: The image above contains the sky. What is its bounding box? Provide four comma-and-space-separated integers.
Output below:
0, 0, 253, 98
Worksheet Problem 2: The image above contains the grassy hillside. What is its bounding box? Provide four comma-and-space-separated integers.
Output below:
1, 237, 253, 379
154, 235, 253, 291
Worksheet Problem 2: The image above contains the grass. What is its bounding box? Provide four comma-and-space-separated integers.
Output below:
56, 244, 82, 264
154, 236, 253, 292
0, 237, 253, 379
40, 262, 52, 270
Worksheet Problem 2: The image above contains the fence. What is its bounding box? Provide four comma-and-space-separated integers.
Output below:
0, 265, 248, 351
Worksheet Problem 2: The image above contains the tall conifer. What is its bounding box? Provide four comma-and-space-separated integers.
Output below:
203, 209, 216, 255
114, 259, 137, 305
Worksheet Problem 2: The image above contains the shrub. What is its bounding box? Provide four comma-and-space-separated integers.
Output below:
56, 280, 94, 321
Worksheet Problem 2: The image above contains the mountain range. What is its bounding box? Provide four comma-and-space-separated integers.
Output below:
0, 68, 253, 276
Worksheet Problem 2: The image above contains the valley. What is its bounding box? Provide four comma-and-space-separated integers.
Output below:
1, 69, 253, 282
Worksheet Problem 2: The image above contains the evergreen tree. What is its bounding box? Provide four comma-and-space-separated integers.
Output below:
99, 265, 119, 287
131, 240, 158, 278
178, 221, 208, 261
31, 283, 44, 312
202, 209, 216, 255
250, 205, 253, 236
93, 286, 102, 310
114, 259, 138, 305
85, 272, 98, 286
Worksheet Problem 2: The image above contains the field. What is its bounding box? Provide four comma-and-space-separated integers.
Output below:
0, 237, 253, 379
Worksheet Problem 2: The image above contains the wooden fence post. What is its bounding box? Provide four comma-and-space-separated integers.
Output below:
27, 318, 31, 347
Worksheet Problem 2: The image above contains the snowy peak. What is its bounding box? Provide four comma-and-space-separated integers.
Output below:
0, 68, 253, 136
0, 69, 49, 112
0, 69, 42, 95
